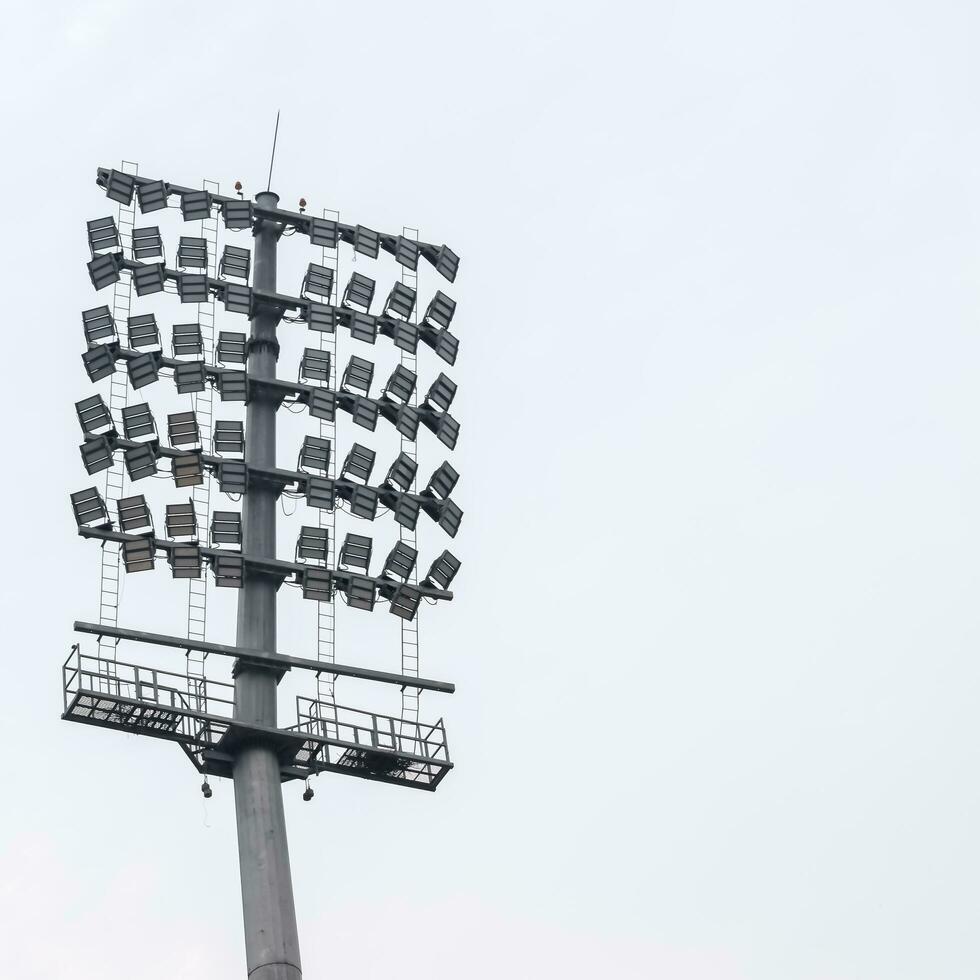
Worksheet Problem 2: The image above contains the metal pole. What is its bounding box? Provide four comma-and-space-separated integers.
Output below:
231, 190, 303, 980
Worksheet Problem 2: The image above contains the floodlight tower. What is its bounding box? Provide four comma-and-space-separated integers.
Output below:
66, 164, 464, 980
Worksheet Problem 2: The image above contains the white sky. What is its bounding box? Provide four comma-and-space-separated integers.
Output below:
2, 1, 980, 978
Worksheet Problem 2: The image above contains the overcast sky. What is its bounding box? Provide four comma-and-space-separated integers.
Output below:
2, 1, 980, 978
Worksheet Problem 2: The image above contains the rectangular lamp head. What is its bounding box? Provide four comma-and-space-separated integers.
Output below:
308, 389, 336, 421
75, 394, 113, 435
382, 541, 418, 582
392, 321, 419, 354
137, 179, 168, 214
105, 169, 135, 205
426, 461, 460, 500
82, 305, 116, 344
298, 435, 331, 473
178, 273, 209, 304
424, 550, 461, 590
169, 545, 202, 579
88, 252, 120, 291
306, 476, 335, 511
395, 236, 419, 271
343, 272, 375, 313
70, 487, 110, 529
297, 526, 329, 563
132, 226, 164, 260
87, 216, 119, 254
383, 281, 416, 322
127, 313, 160, 350
353, 224, 380, 259
117, 494, 153, 533
383, 364, 417, 406
307, 303, 336, 334
181, 190, 212, 221
348, 311, 378, 345
341, 355, 374, 396
121, 402, 156, 440
433, 329, 460, 366
435, 413, 461, 450
80, 437, 113, 475
424, 290, 457, 330
339, 532, 372, 572
434, 244, 460, 283
122, 536, 155, 573
211, 510, 242, 545
217, 331, 247, 363
167, 410, 200, 448
212, 553, 244, 588
341, 443, 375, 484
438, 499, 464, 538
302, 567, 334, 602
218, 461, 248, 494
385, 452, 418, 492
389, 583, 421, 621
223, 283, 252, 315
222, 199, 253, 230
177, 236, 208, 269
220, 245, 251, 280
345, 575, 377, 611
349, 485, 379, 520
165, 500, 198, 538
351, 397, 379, 431
174, 360, 207, 394
218, 371, 248, 402
172, 322, 204, 357
310, 216, 338, 247
133, 262, 166, 297
213, 420, 245, 456
300, 348, 331, 383
124, 443, 158, 481
126, 352, 161, 390
396, 406, 420, 440
426, 373, 458, 413
82, 345, 116, 382
172, 453, 204, 487
393, 495, 420, 531
302, 263, 335, 300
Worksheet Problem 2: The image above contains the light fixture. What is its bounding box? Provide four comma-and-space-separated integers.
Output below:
104, 169, 135, 205
212, 553, 244, 588
395, 405, 420, 440
88, 252, 121, 291
306, 476, 335, 511
172, 453, 204, 487
168, 410, 200, 448
339, 532, 372, 572
75, 394, 114, 435
423, 550, 461, 590
136, 179, 168, 213
308, 389, 336, 421
124, 443, 158, 481
350, 397, 379, 431
301, 263, 334, 300
87, 216, 119, 254
385, 452, 418, 491
425, 461, 460, 500
302, 567, 333, 602
296, 526, 329, 563
307, 303, 336, 334
219, 371, 247, 402
213, 420, 245, 456
82, 305, 116, 344
168, 545, 202, 579
132, 226, 164, 260
392, 495, 420, 531
117, 494, 153, 533
433, 330, 460, 366
341, 443, 375, 484
391, 321, 419, 354
353, 224, 380, 259
177, 236, 208, 269
172, 322, 203, 357
126, 352, 160, 389
389, 584, 421, 621
425, 373, 457, 412
178, 273, 209, 304
394, 236, 419, 270
133, 262, 166, 296
298, 435, 331, 473
224, 283, 252, 315
434, 244, 460, 283
127, 313, 160, 349
299, 348, 331, 383
211, 510, 242, 545
349, 485, 379, 520
424, 290, 456, 330
341, 355, 374, 395
383, 281, 416, 321
438, 500, 464, 538
343, 272, 375, 312
217, 331, 247, 363
222, 199, 253, 229
82, 344, 116, 381
382, 541, 417, 582
383, 364, 416, 405
433, 413, 461, 450
70, 487, 110, 529
121, 402, 156, 440
218, 461, 248, 494
79, 437, 114, 475
345, 575, 377, 612
220, 245, 251, 280
174, 361, 207, 394
122, 536, 155, 573
348, 311, 378, 345
310, 216, 338, 247
181, 190, 212, 221
165, 500, 198, 538
82, 344, 116, 382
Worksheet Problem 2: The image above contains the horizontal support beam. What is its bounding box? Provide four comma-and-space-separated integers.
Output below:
95, 166, 457, 283
73, 622, 455, 694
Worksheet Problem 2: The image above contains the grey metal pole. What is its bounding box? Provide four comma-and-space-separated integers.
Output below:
231, 191, 303, 980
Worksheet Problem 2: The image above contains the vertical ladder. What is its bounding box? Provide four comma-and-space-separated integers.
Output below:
98, 159, 138, 685
399, 226, 421, 738
186, 178, 220, 709
316, 207, 340, 737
